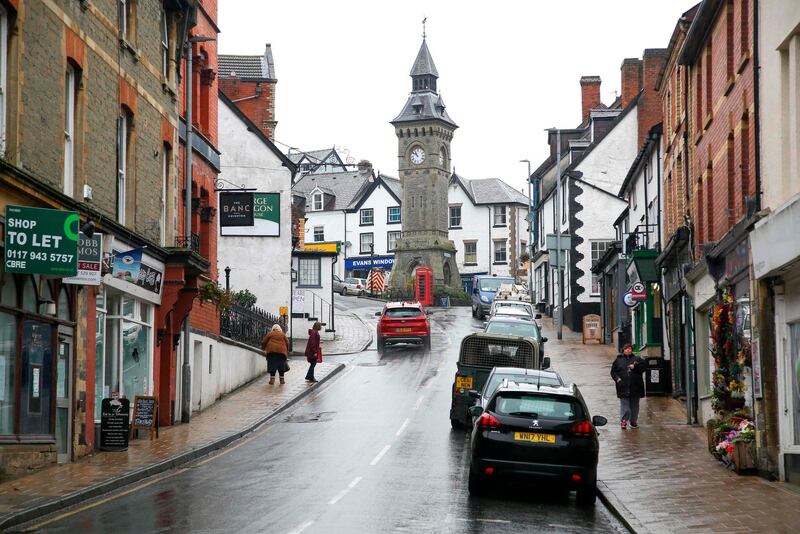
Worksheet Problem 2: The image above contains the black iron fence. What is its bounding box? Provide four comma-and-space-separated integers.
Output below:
176, 233, 201, 253
220, 302, 286, 350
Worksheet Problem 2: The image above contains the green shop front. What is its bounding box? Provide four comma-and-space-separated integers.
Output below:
627, 249, 670, 395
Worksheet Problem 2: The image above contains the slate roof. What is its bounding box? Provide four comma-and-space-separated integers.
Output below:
292, 171, 371, 211
452, 174, 529, 206
392, 92, 457, 127
218, 45, 276, 80
410, 40, 439, 77
381, 175, 403, 201
288, 149, 334, 166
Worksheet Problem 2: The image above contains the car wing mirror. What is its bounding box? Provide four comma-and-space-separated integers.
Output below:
541, 337, 548, 343
541, 356, 551, 370
535, 313, 542, 319
468, 405, 483, 417
468, 389, 480, 399
592, 415, 608, 427
374, 312, 382, 317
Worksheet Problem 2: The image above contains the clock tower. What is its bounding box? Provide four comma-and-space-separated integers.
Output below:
390, 38, 461, 291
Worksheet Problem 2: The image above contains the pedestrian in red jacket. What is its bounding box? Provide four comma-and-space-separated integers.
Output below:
304, 322, 322, 383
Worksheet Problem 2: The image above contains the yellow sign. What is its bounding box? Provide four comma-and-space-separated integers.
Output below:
279, 306, 288, 316
304, 242, 339, 253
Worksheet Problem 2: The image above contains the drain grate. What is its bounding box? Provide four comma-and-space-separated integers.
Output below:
284, 411, 336, 423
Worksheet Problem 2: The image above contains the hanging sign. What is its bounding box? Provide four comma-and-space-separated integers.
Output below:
220, 192, 280, 236
630, 281, 647, 302
112, 247, 144, 284
623, 291, 640, 309
63, 232, 103, 286
4, 205, 79, 276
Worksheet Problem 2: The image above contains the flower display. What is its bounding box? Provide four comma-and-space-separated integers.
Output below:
710, 288, 747, 414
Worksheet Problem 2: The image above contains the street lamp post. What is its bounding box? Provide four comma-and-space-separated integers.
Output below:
181, 34, 215, 424
554, 129, 563, 341
520, 159, 533, 299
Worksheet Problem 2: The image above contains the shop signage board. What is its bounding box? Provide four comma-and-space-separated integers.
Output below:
130, 396, 158, 440
99, 397, 130, 451
4, 205, 79, 276
631, 282, 647, 302
63, 232, 103, 285
220, 192, 280, 236
623, 291, 640, 309
344, 256, 394, 270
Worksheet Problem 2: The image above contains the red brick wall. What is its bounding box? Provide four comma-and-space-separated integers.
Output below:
621, 58, 642, 109
219, 78, 277, 140
687, 0, 755, 248
579, 76, 601, 124
638, 49, 667, 147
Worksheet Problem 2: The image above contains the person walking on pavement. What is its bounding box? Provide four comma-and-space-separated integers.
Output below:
611, 343, 646, 429
262, 324, 289, 385
304, 322, 322, 383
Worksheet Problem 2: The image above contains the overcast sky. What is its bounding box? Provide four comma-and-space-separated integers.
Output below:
218, 0, 698, 193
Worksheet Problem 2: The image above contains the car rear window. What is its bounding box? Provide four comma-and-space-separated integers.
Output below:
479, 278, 515, 292
493, 393, 583, 421
484, 374, 560, 397
485, 322, 540, 338
385, 307, 423, 318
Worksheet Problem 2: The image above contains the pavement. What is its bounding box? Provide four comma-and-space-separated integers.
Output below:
0, 360, 344, 531
292, 308, 373, 356
541, 316, 800, 534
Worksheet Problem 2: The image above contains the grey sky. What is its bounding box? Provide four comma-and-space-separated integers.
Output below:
218, 0, 698, 193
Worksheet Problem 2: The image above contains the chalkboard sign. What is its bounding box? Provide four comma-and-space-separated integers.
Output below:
130, 396, 159, 440
100, 398, 130, 451
582, 314, 603, 344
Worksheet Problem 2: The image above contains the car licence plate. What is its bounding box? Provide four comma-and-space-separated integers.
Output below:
396, 327, 412, 332
455, 376, 473, 389
514, 432, 555, 444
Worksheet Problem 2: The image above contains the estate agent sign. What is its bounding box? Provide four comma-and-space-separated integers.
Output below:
220, 192, 280, 236
63, 232, 103, 286
4, 205, 79, 276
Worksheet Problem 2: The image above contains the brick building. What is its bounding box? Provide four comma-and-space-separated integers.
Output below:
218, 44, 278, 141
0, 0, 208, 476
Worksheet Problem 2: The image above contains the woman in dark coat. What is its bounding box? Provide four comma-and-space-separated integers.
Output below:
304, 322, 322, 383
610, 343, 646, 429
262, 324, 289, 385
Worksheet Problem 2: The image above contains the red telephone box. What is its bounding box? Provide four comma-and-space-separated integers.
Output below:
415, 267, 434, 306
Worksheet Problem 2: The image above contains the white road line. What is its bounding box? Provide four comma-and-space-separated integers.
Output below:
395, 418, 410, 437
413, 395, 425, 410
287, 519, 314, 534
328, 476, 363, 505
341, 367, 355, 379
370, 444, 391, 466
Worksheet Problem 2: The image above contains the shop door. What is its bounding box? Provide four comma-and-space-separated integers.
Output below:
56, 327, 73, 463
20, 320, 53, 436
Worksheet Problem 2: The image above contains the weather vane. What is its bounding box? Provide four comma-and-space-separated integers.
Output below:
422, 16, 427, 40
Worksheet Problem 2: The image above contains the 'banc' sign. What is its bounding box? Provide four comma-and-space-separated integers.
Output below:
344, 256, 394, 270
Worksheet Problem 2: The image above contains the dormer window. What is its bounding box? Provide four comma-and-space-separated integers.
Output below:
312, 192, 323, 211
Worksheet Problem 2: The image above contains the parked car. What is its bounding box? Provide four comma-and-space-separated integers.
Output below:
375, 301, 431, 351
471, 275, 516, 319
340, 277, 367, 296
467, 381, 607, 505
490, 300, 540, 322
483, 316, 548, 357
333, 275, 345, 294
468, 367, 563, 415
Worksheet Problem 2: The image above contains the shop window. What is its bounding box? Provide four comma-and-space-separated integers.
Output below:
22, 277, 37, 313
0, 310, 15, 435
790, 323, 800, 446
1, 273, 16, 306
94, 292, 106, 421
57, 288, 70, 321
297, 257, 321, 287
20, 320, 53, 434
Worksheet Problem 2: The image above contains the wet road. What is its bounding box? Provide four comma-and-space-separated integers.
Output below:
20, 298, 626, 534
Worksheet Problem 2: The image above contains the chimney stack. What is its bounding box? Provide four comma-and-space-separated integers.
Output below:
637, 49, 668, 146
579, 76, 602, 123
620, 58, 643, 109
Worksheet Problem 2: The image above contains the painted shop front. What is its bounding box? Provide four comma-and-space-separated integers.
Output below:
345, 255, 394, 279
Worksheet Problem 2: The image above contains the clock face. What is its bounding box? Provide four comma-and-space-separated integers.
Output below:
410, 147, 426, 165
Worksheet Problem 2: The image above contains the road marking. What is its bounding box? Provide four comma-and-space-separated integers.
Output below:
328, 476, 363, 505
287, 519, 315, 534
413, 395, 425, 410
341, 367, 355, 379
395, 418, 410, 437
370, 444, 391, 466
21, 468, 189, 531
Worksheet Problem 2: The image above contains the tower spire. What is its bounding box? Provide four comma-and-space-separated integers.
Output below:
422, 16, 427, 40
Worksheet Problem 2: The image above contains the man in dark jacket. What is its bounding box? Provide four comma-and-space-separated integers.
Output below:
610, 343, 646, 429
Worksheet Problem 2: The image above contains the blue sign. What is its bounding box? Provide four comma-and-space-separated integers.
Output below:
345, 255, 394, 270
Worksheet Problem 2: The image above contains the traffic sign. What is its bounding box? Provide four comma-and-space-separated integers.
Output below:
631, 282, 646, 302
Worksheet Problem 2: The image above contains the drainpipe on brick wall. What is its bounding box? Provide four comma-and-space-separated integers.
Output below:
753, 0, 762, 212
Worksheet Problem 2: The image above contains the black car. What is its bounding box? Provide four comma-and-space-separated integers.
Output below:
467, 381, 607, 505
483, 316, 548, 357
469, 367, 563, 415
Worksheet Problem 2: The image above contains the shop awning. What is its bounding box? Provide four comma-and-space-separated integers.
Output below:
626, 249, 660, 283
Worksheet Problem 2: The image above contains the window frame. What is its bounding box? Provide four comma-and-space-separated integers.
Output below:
160, 145, 169, 246
493, 205, 507, 227
464, 241, 477, 265
387, 206, 401, 224
590, 240, 612, 295
359, 208, 374, 226
161, 9, 169, 81
387, 230, 401, 252
63, 64, 77, 197
313, 226, 325, 242
359, 232, 374, 255
297, 257, 322, 288
493, 239, 508, 264
449, 205, 462, 229
312, 192, 323, 211
116, 113, 129, 224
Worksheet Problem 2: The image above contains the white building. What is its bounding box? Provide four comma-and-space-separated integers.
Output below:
287, 147, 348, 174
448, 174, 530, 289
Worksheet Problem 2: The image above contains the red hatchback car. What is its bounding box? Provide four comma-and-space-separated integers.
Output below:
375, 301, 431, 351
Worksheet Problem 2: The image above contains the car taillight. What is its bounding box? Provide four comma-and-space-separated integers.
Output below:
477, 413, 502, 430
570, 420, 594, 436
356, 284, 362, 288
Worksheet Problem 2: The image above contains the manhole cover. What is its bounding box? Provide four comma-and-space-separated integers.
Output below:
358, 361, 387, 367
284, 411, 336, 423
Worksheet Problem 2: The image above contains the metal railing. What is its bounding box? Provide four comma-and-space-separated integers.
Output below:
176, 233, 201, 253
300, 290, 334, 330
221, 302, 286, 349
